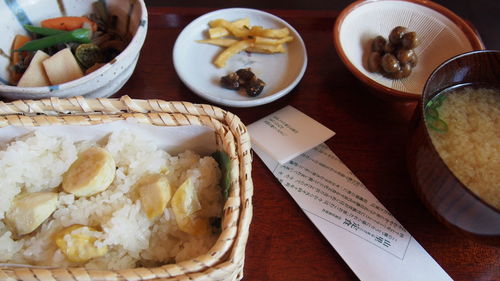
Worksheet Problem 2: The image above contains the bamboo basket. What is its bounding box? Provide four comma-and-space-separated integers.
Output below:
0, 96, 253, 281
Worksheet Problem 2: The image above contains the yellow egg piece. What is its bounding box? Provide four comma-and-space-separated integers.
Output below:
53, 224, 108, 263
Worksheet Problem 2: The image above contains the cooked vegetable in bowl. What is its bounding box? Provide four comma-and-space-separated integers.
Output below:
9, 2, 129, 87
0, 0, 147, 99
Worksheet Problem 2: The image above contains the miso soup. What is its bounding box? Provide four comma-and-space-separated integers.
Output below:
425, 85, 500, 210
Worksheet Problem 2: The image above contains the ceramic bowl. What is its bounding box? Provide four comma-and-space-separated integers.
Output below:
407, 50, 500, 245
333, 0, 484, 100
0, 0, 147, 100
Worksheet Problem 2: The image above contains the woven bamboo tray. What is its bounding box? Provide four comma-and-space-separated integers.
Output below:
0, 96, 253, 281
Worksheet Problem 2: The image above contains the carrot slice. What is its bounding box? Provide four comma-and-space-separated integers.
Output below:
11, 34, 31, 65
9, 34, 31, 84
41, 16, 97, 32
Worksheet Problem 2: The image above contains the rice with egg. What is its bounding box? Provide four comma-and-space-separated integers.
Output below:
0, 129, 223, 269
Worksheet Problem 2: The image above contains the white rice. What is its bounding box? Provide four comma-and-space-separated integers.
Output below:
0, 129, 223, 269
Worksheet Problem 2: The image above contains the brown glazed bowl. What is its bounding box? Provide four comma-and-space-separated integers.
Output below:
407, 50, 500, 245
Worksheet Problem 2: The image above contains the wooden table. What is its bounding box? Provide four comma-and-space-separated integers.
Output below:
116, 4, 500, 281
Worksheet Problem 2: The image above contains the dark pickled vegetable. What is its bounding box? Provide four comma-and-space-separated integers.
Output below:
220, 72, 240, 90
245, 76, 266, 97
236, 68, 255, 82
388, 26, 407, 45
220, 68, 265, 97
371, 36, 386, 53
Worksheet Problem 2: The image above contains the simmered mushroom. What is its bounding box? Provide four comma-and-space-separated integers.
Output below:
367, 52, 382, 72
402, 32, 419, 49
400, 63, 412, 78
386, 63, 412, 79
388, 26, 407, 45
366, 26, 419, 80
408, 51, 418, 67
396, 49, 415, 64
371, 36, 386, 53
384, 42, 397, 54
381, 53, 400, 73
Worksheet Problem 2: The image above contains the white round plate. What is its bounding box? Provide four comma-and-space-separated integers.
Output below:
173, 8, 307, 107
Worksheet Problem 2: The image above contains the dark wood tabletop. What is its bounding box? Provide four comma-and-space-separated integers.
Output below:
117, 1, 500, 280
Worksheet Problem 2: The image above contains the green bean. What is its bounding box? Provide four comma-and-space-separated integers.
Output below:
16, 28, 92, 52
24, 24, 65, 36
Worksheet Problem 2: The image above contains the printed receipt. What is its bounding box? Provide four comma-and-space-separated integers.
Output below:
248, 106, 452, 281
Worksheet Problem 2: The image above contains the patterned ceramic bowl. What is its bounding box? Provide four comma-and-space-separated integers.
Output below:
333, 0, 484, 100
0, 0, 147, 100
